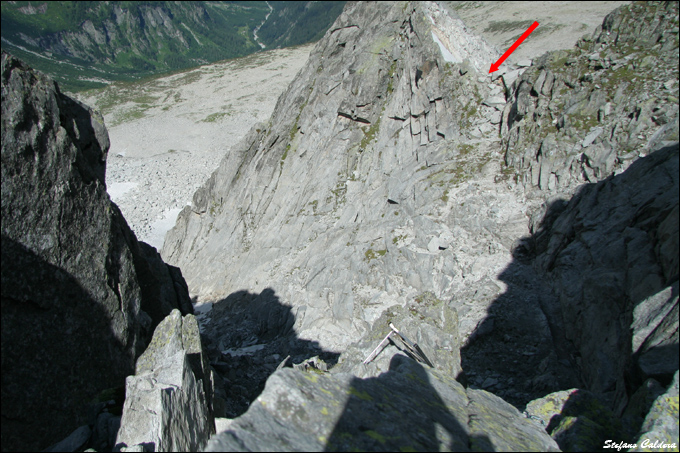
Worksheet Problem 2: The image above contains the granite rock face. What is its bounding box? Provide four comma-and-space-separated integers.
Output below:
162, 1, 518, 353
531, 143, 678, 413
163, 0, 678, 445
502, 1, 679, 194
115, 309, 215, 452
206, 355, 559, 452
1, 51, 192, 451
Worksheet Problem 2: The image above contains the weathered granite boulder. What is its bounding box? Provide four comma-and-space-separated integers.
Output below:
630, 371, 679, 451
115, 309, 215, 452
206, 354, 559, 452
1, 51, 192, 451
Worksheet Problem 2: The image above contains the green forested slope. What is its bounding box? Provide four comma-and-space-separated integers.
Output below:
257, 1, 346, 49
0, 1, 342, 92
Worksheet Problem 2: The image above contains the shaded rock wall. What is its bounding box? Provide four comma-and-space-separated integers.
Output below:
530, 143, 679, 413
1, 51, 191, 451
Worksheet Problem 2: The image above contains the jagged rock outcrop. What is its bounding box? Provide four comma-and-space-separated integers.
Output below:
115, 309, 215, 452
1, 51, 192, 451
207, 355, 559, 452
501, 1, 679, 194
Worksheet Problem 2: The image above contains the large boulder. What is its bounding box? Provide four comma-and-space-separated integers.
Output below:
1, 51, 191, 451
206, 354, 559, 452
115, 309, 215, 452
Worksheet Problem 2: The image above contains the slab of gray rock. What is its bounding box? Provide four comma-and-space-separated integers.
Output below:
161, 0, 518, 357
43, 425, 91, 452
1, 51, 192, 451
115, 309, 215, 452
206, 355, 559, 452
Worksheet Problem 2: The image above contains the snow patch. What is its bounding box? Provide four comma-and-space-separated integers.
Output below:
145, 207, 182, 249
108, 182, 138, 202
431, 31, 458, 63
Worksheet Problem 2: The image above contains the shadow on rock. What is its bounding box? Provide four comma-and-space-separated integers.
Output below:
203, 288, 340, 418
462, 144, 679, 443
460, 206, 581, 410
326, 354, 489, 451
1, 235, 133, 451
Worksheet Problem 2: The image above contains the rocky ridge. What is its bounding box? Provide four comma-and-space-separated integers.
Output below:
161, 1, 678, 451
501, 1, 679, 194
162, 1, 512, 350
1, 51, 192, 451
162, 0, 576, 412
2, 0, 678, 451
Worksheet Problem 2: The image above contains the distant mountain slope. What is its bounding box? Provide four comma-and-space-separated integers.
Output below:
0, 1, 342, 92
257, 1, 347, 49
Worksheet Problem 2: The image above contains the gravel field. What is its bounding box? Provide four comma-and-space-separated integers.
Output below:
448, 1, 630, 60
76, 45, 313, 248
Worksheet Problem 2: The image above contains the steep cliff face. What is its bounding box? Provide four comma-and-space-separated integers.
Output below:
531, 143, 678, 413
162, 1, 517, 351
1, 51, 191, 451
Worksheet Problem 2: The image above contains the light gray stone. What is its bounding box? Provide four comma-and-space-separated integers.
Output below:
581, 127, 603, 148
483, 96, 507, 108
206, 356, 558, 452
115, 310, 215, 452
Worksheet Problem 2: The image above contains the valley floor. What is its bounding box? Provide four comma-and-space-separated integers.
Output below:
75, 45, 313, 248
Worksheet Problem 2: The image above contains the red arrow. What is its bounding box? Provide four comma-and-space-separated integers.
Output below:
489, 21, 539, 73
